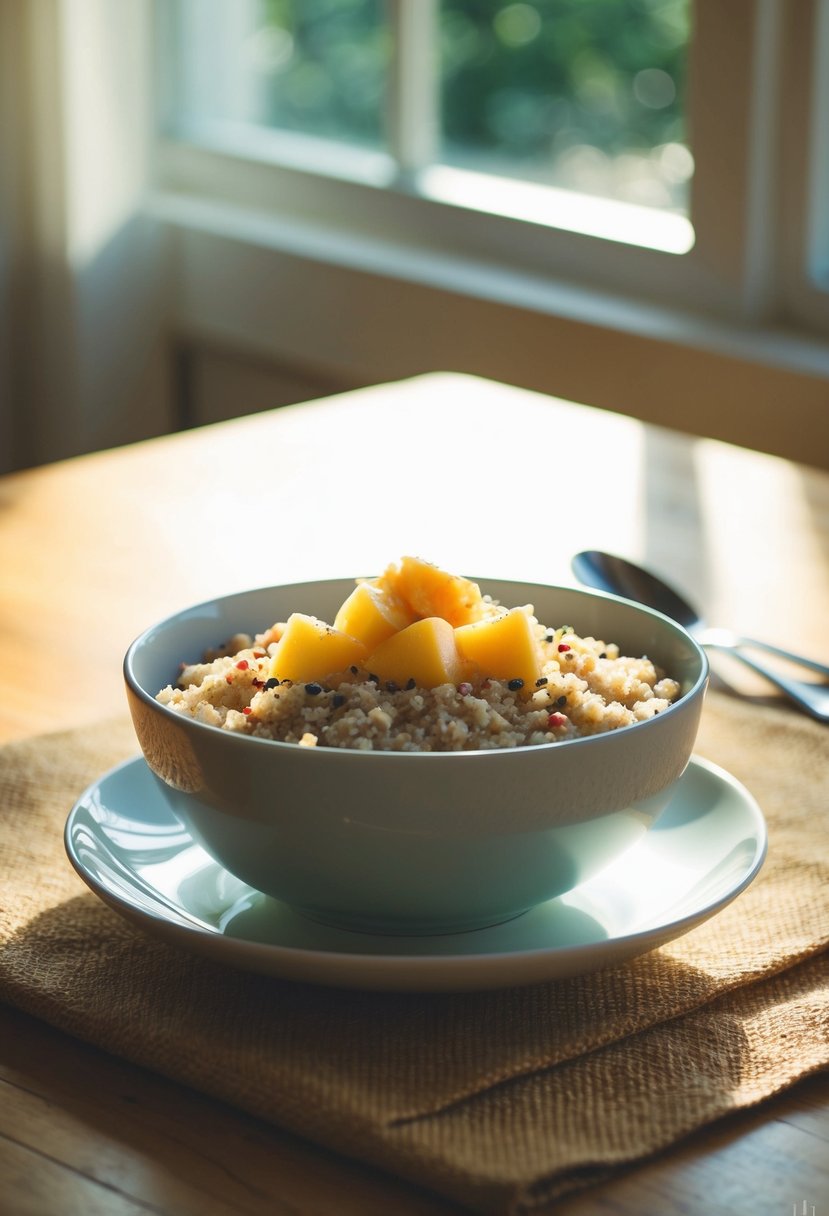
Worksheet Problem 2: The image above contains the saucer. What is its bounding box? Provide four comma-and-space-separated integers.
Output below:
65, 756, 766, 992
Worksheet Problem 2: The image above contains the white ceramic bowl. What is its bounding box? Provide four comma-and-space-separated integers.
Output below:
125, 578, 708, 934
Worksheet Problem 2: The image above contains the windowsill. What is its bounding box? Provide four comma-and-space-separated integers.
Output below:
417, 164, 694, 255
149, 186, 829, 382
162, 119, 695, 255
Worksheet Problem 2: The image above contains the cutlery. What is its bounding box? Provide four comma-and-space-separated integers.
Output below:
571, 550, 829, 722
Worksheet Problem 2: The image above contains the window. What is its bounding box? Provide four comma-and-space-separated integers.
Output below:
165, 0, 390, 152
161, 0, 694, 253
156, 0, 829, 316
439, 0, 691, 214
151, 0, 829, 465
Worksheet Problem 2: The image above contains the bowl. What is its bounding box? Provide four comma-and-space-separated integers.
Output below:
124, 578, 708, 934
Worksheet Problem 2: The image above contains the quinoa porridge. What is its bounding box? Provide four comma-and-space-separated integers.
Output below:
156, 558, 681, 752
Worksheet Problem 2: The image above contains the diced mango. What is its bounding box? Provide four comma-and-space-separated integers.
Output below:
454, 607, 541, 690
269, 613, 368, 684
333, 581, 415, 652
365, 617, 467, 688
377, 556, 483, 626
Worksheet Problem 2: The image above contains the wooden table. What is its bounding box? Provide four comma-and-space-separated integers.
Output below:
1, 373, 827, 1214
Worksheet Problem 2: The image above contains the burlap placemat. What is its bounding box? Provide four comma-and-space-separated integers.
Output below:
1, 692, 827, 1214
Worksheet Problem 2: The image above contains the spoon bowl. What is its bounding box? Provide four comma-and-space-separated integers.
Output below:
571, 551, 829, 723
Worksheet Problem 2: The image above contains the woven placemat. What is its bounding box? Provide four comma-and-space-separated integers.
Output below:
1, 692, 827, 1214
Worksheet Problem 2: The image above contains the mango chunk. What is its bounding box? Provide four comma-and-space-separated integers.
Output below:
333, 581, 415, 652
454, 607, 541, 689
269, 613, 368, 684
366, 617, 467, 689
377, 556, 483, 626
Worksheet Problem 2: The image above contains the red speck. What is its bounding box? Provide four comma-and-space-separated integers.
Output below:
242, 706, 252, 715
548, 712, 567, 728
557, 643, 571, 653
236, 660, 249, 670
225, 675, 233, 684
253, 651, 266, 658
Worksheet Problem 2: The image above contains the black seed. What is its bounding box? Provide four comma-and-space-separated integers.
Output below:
545, 633, 554, 643
385, 681, 399, 693
508, 678, 524, 691
405, 678, 416, 690
332, 693, 346, 708
264, 678, 279, 690
557, 695, 567, 708
599, 652, 607, 659
535, 676, 548, 686
305, 683, 322, 696
350, 665, 358, 674
369, 673, 380, 684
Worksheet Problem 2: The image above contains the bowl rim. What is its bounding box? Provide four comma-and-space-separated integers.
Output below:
124, 576, 709, 759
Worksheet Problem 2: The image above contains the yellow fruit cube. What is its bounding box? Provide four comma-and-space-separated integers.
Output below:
377, 556, 483, 626
333, 581, 414, 652
454, 607, 541, 690
365, 617, 467, 689
269, 613, 368, 684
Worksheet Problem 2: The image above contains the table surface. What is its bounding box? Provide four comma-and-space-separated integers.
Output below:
1, 373, 827, 1215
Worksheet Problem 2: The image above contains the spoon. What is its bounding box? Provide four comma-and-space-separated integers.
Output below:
571, 550, 829, 722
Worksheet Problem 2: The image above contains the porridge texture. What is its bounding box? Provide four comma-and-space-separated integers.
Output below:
156, 557, 682, 752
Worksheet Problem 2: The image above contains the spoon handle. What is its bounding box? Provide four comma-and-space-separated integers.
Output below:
697, 628, 829, 678
700, 639, 829, 722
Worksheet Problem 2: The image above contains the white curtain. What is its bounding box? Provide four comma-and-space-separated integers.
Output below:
0, 0, 171, 472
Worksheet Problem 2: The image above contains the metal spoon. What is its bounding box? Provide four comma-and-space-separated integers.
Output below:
571, 550, 829, 722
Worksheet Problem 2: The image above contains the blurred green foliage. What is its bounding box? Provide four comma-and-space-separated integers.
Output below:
442, 0, 687, 161
260, 0, 388, 142
259, 0, 687, 159
247, 0, 690, 206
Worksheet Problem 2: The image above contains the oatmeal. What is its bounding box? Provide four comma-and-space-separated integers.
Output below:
156, 558, 681, 751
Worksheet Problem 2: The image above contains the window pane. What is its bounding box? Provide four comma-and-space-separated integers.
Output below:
165, 0, 389, 149
440, 0, 692, 214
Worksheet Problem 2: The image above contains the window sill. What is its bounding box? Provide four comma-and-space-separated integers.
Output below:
151, 186, 829, 384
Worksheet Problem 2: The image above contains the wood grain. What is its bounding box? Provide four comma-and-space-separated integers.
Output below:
1, 373, 827, 1214
2, 1001, 826, 1216
0, 1007, 462, 1216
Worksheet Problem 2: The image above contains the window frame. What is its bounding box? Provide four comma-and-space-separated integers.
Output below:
775, 0, 829, 332
143, 0, 826, 466
154, 0, 821, 321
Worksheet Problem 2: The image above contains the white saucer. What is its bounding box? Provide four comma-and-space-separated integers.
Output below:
65, 756, 766, 992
